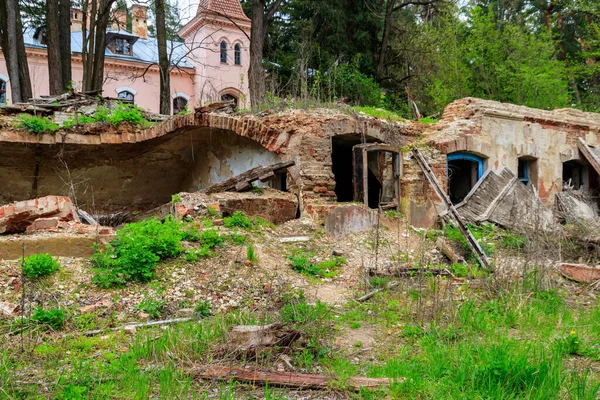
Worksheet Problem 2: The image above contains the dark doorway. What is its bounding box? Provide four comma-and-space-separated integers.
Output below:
563, 160, 584, 189
447, 152, 484, 204
331, 133, 378, 203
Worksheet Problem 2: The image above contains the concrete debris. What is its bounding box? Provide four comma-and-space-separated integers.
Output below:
452, 168, 555, 232
279, 236, 311, 243
202, 160, 295, 194
0, 301, 20, 317
0, 196, 79, 234
147, 189, 298, 225
558, 263, 600, 284
555, 190, 599, 226
323, 204, 377, 239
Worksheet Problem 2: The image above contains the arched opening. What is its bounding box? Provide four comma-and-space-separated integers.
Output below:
220, 41, 228, 63
332, 133, 381, 206
118, 90, 135, 104
172, 96, 188, 114
447, 152, 485, 204
221, 93, 238, 107
234, 43, 241, 65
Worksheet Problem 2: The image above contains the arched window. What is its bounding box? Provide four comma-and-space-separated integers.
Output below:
172, 96, 188, 114
234, 44, 241, 65
220, 41, 228, 63
118, 90, 135, 104
0, 79, 6, 104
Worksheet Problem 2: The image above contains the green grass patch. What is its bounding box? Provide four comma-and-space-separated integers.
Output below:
288, 250, 346, 278
23, 253, 60, 279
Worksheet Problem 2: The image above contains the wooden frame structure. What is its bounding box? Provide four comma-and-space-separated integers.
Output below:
352, 143, 402, 210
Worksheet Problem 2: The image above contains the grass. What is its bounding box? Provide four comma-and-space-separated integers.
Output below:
288, 250, 346, 278
1, 276, 599, 398
351, 106, 407, 122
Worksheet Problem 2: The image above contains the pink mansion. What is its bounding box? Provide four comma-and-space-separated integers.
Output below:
0, 0, 251, 114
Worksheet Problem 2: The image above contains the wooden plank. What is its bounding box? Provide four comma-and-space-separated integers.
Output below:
578, 138, 600, 178
192, 366, 395, 391
411, 147, 492, 271
258, 171, 275, 182
203, 160, 295, 194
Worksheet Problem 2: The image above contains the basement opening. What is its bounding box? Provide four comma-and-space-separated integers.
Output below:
332, 133, 379, 203
447, 152, 485, 204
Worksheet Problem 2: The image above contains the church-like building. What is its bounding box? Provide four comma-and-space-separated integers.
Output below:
0, 0, 251, 114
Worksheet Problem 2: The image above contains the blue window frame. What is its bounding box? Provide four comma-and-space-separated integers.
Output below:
447, 152, 485, 179
220, 41, 228, 63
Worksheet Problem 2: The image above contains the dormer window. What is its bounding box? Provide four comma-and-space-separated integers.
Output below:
115, 38, 132, 55
106, 31, 138, 56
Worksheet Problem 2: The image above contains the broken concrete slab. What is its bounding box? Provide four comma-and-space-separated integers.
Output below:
0, 232, 113, 260
279, 236, 311, 243
558, 263, 600, 283
323, 204, 377, 239
0, 195, 80, 234
146, 188, 298, 225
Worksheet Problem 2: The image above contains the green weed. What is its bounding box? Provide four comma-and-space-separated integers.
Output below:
17, 114, 59, 134
135, 298, 166, 319
23, 253, 60, 279
31, 308, 65, 331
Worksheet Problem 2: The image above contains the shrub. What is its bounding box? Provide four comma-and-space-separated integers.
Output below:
17, 115, 59, 134
23, 253, 60, 279
32, 308, 65, 330
135, 298, 165, 319
223, 211, 254, 229
91, 217, 190, 287
194, 300, 211, 317
107, 103, 147, 126
201, 229, 225, 249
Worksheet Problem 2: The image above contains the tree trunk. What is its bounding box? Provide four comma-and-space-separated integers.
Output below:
89, 0, 115, 92
376, 0, 396, 81
155, 0, 171, 114
4, 0, 22, 102
15, 1, 32, 101
59, 0, 72, 91
47, 0, 64, 95
249, 0, 267, 110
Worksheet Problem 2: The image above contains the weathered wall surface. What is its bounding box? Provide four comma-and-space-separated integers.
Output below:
402, 98, 600, 227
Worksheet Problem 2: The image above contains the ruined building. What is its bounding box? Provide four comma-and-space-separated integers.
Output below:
1, 97, 600, 240
0, 0, 250, 113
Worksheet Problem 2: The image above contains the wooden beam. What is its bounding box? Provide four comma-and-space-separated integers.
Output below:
578, 138, 600, 178
203, 160, 294, 194
192, 366, 396, 391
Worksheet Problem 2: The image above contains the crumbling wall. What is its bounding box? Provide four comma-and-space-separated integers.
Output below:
402, 97, 600, 227
0, 109, 413, 217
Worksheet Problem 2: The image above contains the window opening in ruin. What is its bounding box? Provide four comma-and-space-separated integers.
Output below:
447, 152, 484, 204
332, 133, 379, 204
518, 157, 538, 188
563, 160, 584, 190
270, 171, 287, 191
220, 41, 228, 63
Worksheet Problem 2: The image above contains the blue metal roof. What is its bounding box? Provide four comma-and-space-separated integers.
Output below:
23, 29, 194, 69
